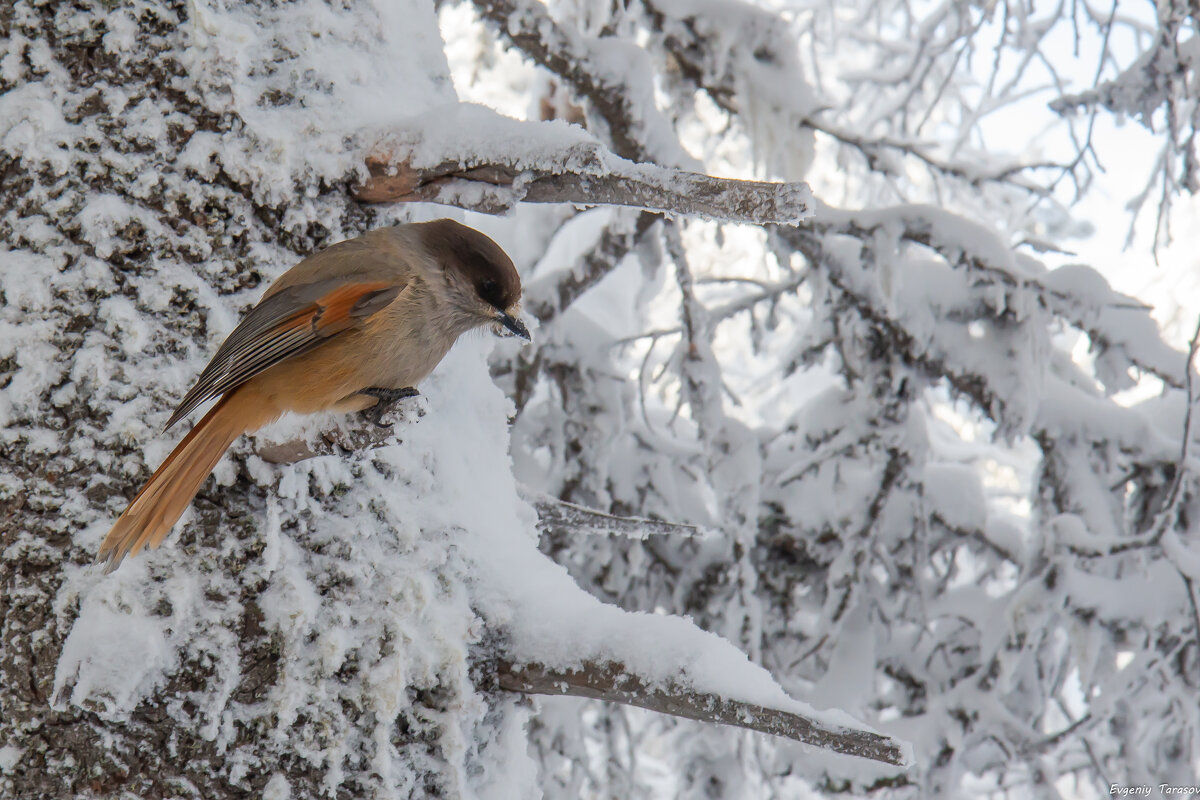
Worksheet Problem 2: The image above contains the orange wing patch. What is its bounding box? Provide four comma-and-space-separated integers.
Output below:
312, 281, 397, 335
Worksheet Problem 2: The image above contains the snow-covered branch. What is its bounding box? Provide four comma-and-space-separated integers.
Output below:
253, 410, 414, 464
782, 225, 1001, 415
781, 217, 1187, 552
354, 145, 812, 225
637, 0, 1052, 193
1049, 7, 1200, 247
793, 204, 1185, 390
492, 658, 909, 766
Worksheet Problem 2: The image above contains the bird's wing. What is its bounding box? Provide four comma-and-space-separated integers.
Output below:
164, 278, 403, 430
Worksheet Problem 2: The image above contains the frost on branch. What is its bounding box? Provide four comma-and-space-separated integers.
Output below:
1047, 4, 1200, 246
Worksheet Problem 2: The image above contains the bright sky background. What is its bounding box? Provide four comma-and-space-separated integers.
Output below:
968, 1, 1200, 348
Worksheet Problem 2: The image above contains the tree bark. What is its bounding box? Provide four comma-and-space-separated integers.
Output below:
0, 3, 453, 797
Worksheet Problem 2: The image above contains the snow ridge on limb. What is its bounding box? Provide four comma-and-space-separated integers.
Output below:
462, 488, 914, 772
253, 402, 708, 539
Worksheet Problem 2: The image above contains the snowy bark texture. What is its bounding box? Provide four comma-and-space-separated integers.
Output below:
0, 3, 480, 798
3, 0, 1200, 799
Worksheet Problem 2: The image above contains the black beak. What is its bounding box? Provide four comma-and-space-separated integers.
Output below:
496, 310, 531, 341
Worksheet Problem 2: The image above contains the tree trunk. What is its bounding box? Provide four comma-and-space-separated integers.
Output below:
0, 2, 477, 796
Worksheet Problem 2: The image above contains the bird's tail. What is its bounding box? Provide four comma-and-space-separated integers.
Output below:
97, 388, 274, 572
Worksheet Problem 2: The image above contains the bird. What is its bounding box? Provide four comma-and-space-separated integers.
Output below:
96, 219, 529, 572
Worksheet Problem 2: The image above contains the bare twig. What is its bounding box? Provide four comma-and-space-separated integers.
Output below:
803, 117, 1056, 194
640, 0, 1055, 194
494, 659, 909, 766
524, 489, 703, 538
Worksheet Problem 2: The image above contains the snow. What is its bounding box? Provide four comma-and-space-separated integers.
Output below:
182, 0, 456, 204
0, 82, 78, 174
923, 463, 987, 532
1161, 530, 1200, 583
0, 746, 23, 775
1064, 559, 1188, 621
54, 609, 165, 713
650, 0, 819, 178
262, 773, 292, 800
1042, 263, 1186, 387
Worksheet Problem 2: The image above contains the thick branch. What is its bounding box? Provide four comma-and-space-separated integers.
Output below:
494, 659, 909, 766
355, 154, 811, 225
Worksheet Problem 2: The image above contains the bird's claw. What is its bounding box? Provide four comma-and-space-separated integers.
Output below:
358, 386, 420, 429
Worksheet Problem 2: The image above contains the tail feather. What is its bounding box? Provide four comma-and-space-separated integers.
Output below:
97, 390, 272, 572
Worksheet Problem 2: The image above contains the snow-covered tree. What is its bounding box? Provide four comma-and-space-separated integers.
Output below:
2, 0, 1197, 798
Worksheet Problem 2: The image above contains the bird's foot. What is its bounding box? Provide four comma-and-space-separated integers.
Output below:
358, 386, 420, 429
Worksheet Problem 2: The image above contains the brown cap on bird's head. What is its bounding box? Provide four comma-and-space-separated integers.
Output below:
416, 219, 528, 339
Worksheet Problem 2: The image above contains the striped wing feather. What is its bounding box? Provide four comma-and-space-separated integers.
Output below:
164, 278, 401, 429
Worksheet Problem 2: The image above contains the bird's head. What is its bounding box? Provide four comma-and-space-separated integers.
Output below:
418, 218, 530, 341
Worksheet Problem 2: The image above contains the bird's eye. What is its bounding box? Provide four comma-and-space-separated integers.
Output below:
479, 279, 499, 304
